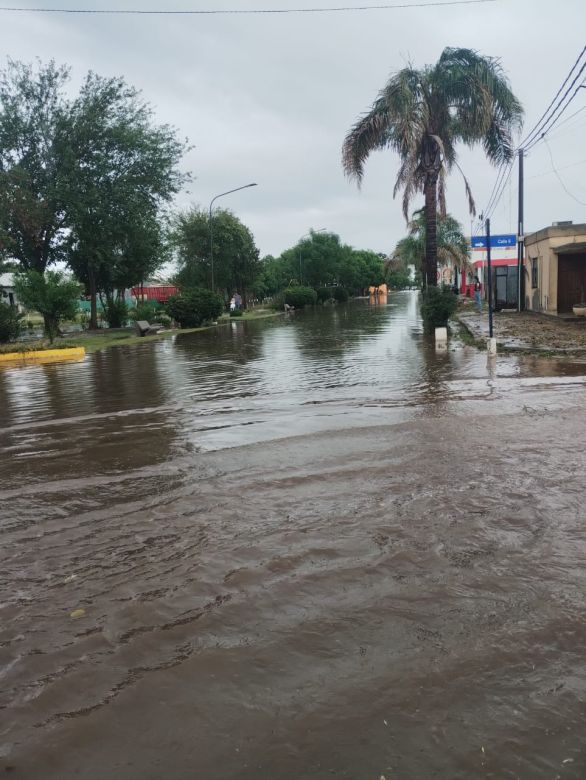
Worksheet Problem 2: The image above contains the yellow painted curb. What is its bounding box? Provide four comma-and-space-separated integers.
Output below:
0, 347, 86, 364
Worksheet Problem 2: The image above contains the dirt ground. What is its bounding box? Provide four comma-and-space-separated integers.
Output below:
457, 298, 586, 352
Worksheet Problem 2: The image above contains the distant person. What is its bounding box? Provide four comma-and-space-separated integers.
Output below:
234, 292, 242, 310
229, 296, 236, 312
474, 276, 482, 312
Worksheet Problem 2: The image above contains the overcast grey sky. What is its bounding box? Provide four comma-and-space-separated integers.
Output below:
2, 0, 585, 257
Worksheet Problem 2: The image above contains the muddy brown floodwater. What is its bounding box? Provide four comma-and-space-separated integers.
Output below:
1, 292, 586, 779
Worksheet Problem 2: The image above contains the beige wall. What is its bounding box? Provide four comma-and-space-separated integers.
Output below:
524, 224, 586, 314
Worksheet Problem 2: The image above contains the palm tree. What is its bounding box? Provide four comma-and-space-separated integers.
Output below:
342, 47, 523, 288
389, 211, 471, 285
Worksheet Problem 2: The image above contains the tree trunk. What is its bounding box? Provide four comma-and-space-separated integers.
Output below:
422, 133, 442, 289
424, 173, 438, 288
43, 314, 54, 344
88, 266, 98, 330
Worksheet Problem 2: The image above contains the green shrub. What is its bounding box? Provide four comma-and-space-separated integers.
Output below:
332, 286, 349, 302
316, 287, 332, 303
229, 309, 244, 318
130, 301, 159, 322
0, 301, 22, 343
282, 286, 318, 308
154, 312, 172, 327
166, 288, 223, 328
420, 286, 458, 329
104, 299, 129, 328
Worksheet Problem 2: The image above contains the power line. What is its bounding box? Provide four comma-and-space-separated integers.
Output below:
544, 137, 586, 206
525, 78, 586, 152
0, 0, 497, 14
479, 45, 586, 224
519, 45, 586, 149
482, 160, 513, 220
484, 160, 514, 222
548, 105, 586, 135
526, 156, 586, 181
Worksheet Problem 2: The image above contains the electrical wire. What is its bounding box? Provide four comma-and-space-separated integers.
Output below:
0, 0, 498, 14
525, 77, 586, 152
543, 137, 586, 206
482, 160, 513, 221
526, 156, 586, 181
479, 46, 586, 224
519, 45, 586, 149
547, 104, 586, 135
484, 160, 515, 222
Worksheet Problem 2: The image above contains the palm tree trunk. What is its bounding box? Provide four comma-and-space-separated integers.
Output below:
424, 173, 438, 288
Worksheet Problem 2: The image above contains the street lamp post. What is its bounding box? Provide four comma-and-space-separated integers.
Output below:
298, 228, 326, 285
209, 183, 257, 292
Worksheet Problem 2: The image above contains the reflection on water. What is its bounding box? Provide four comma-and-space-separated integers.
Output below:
2, 292, 585, 449
1, 292, 586, 780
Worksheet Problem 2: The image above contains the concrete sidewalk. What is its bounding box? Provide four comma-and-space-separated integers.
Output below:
455, 299, 586, 353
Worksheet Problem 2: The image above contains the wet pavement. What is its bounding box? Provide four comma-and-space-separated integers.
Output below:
1, 292, 586, 779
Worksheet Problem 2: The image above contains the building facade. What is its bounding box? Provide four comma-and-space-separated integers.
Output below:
524, 222, 586, 315
466, 233, 518, 308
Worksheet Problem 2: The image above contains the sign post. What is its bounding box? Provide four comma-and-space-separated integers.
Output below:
486, 218, 494, 339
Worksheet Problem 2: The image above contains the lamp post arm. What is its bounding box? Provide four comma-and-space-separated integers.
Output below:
208, 183, 257, 293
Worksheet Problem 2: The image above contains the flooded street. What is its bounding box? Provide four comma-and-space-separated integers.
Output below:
1, 292, 586, 779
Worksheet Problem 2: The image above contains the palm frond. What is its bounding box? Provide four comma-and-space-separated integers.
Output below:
342, 95, 392, 184
453, 160, 476, 216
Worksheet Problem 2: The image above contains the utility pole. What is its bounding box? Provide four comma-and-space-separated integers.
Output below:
486, 217, 494, 338
517, 148, 524, 312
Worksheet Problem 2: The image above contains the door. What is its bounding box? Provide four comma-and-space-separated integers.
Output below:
558, 253, 586, 313
494, 266, 518, 310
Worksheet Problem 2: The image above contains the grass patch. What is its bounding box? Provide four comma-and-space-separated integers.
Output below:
1, 309, 285, 355
0, 339, 81, 354
451, 318, 485, 349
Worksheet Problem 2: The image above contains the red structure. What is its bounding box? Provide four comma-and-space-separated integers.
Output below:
131, 285, 178, 303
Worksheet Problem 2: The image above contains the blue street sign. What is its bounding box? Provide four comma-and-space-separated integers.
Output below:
471, 234, 516, 249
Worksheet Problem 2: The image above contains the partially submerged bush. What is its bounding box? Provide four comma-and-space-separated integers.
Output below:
166, 288, 223, 328
282, 286, 317, 309
332, 286, 349, 302
316, 287, 332, 303
420, 286, 458, 329
0, 301, 22, 343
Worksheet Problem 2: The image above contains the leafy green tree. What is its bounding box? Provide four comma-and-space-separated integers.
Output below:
253, 255, 291, 299
172, 207, 259, 303
0, 60, 72, 272
342, 47, 523, 287
0, 60, 188, 329
341, 249, 385, 292
280, 231, 348, 289
386, 267, 412, 290
14, 270, 81, 342
390, 211, 470, 286
66, 73, 187, 328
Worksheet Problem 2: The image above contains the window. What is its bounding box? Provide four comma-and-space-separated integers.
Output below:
531, 258, 539, 289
